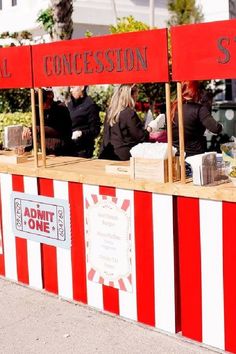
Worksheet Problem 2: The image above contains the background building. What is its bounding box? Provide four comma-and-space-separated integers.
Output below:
0, 1, 231, 39
0, 0, 170, 39
197, 0, 229, 22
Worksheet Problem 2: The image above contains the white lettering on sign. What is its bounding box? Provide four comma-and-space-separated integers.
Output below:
11, 192, 71, 248
85, 194, 132, 292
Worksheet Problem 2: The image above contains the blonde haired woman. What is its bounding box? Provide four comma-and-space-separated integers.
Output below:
99, 84, 163, 160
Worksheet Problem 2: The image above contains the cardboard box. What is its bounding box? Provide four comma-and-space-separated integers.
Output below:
130, 157, 180, 183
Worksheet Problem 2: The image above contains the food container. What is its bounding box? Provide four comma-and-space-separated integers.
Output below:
228, 166, 236, 186
221, 142, 236, 166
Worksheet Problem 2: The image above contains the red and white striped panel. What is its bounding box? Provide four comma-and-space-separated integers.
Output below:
83, 184, 177, 333
0, 173, 42, 288
0, 174, 5, 276
0, 174, 177, 334
37, 178, 88, 303
178, 196, 236, 353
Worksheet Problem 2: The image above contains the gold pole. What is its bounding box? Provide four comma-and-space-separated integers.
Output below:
38, 88, 46, 167
177, 82, 186, 183
165, 82, 173, 183
30, 88, 38, 168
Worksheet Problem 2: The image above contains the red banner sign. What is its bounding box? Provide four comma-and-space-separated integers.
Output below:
32, 29, 169, 87
0, 46, 32, 88
171, 19, 236, 81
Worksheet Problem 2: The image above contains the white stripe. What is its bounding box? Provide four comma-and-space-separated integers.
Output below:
116, 188, 137, 321
24, 176, 42, 290
0, 173, 17, 281
200, 199, 225, 349
83, 184, 103, 310
153, 194, 176, 333
53, 180, 73, 300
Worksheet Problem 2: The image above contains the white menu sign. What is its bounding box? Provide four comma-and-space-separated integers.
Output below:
85, 194, 132, 292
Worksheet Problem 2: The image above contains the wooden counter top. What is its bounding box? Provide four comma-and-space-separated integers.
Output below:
0, 156, 235, 202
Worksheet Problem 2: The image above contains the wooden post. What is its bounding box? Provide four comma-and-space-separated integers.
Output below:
165, 82, 173, 183
38, 88, 46, 167
30, 88, 38, 168
177, 82, 186, 183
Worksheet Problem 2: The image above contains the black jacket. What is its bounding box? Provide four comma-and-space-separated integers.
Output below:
100, 107, 148, 161
36, 102, 73, 156
68, 95, 100, 158
172, 102, 222, 157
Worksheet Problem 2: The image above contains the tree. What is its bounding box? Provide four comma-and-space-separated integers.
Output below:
36, 7, 54, 40
167, 0, 204, 26
37, 1, 73, 41
50, 0, 73, 40
110, 15, 149, 33
0, 30, 32, 46
37, 2, 74, 100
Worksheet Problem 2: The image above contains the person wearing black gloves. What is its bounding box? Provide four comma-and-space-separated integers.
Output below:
68, 86, 101, 158
22, 89, 73, 156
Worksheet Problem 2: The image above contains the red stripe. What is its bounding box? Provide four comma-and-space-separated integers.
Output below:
0, 178, 5, 276
69, 182, 87, 303
88, 268, 95, 281
118, 278, 126, 291
91, 194, 98, 204
223, 201, 236, 353
177, 197, 202, 341
112, 197, 118, 204
99, 186, 119, 315
173, 197, 181, 333
12, 175, 29, 285
121, 199, 130, 211
134, 191, 155, 326
99, 276, 104, 284
38, 178, 58, 294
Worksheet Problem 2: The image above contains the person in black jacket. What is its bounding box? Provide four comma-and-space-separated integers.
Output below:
22, 89, 73, 156
68, 86, 101, 158
172, 81, 223, 157
99, 84, 164, 161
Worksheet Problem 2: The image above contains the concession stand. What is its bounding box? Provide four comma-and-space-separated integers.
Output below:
0, 29, 179, 336
171, 19, 236, 353
0, 22, 236, 354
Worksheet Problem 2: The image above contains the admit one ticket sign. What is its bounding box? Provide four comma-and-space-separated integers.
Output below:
11, 192, 71, 248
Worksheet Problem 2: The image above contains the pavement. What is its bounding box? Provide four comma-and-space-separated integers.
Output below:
0, 278, 221, 354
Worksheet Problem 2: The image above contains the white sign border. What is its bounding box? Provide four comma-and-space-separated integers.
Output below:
85, 193, 132, 292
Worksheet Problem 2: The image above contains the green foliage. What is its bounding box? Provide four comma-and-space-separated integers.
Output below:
84, 30, 93, 38
90, 87, 113, 158
0, 89, 31, 113
20, 31, 32, 40
0, 112, 32, 145
0, 30, 32, 45
110, 15, 150, 33
93, 111, 106, 158
0, 31, 10, 38
167, 0, 204, 26
36, 7, 54, 38
89, 85, 114, 112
